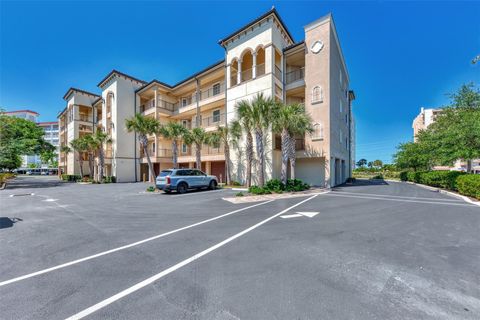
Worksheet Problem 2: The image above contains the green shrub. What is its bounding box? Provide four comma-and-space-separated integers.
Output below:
146, 186, 155, 192
235, 192, 244, 197
61, 174, 81, 182
420, 171, 465, 190
456, 175, 480, 200
265, 179, 284, 192
370, 174, 384, 180
0, 172, 15, 183
103, 176, 116, 183
285, 179, 310, 192
231, 181, 242, 186
400, 171, 409, 181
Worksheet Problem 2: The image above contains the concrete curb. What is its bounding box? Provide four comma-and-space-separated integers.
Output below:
223, 189, 330, 204
405, 181, 480, 207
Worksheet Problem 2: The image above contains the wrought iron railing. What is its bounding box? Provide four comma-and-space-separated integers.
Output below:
285, 68, 305, 84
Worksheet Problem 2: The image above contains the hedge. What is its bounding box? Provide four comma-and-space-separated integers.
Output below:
456, 175, 480, 200
401, 170, 479, 199
248, 179, 310, 195
61, 174, 82, 182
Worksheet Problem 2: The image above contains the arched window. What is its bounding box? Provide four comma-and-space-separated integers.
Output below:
312, 86, 323, 103
240, 49, 253, 82
312, 122, 324, 140
230, 59, 238, 87
255, 46, 265, 76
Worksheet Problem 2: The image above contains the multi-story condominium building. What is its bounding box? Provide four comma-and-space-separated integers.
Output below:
412, 107, 480, 173
3, 110, 59, 167
58, 8, 356, 186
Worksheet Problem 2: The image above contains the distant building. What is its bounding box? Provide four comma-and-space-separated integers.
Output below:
412, 107, 480, 173
3, 110, 58, 168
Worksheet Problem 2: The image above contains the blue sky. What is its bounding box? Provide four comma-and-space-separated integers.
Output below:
1, 1, 479, 163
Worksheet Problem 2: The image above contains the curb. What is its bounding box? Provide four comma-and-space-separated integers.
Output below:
405, 181, 480, 207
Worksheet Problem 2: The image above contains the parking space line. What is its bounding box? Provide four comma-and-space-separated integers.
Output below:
331, 191, 463, 202
0, 200, 274, 288
65, 194, 319, 320
324, 193, 477, 207
170, 189, 227, 198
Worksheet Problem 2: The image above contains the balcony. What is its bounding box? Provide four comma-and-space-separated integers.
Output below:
275, 137, 305, 151
201, 145, 224, 156
198, 83, 225, 102
193, 113, 225, 129
286, 68, 305, 84
79, 124, 93, 132
140, 99, 175, 114
76, 114, 93, 122
274, 65, 282, 82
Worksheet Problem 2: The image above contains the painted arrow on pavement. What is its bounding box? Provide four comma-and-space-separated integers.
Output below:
280, 211, 319, 219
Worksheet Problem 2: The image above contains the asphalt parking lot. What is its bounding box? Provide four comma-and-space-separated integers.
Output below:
1, 176, 479, 319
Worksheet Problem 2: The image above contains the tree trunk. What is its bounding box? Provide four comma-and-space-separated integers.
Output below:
195, 143, 201, 169
88, 153, 94, 179
98, 147, 105, 183
288, 135, 296, 180
141, 135, 155, 182
245, 132, 253, 187
224, 143, 231, 185
255, 127, 265, 186
466, 159, 473, 173
172, 139, 178, 169
78, 153, 84, 178
280, 128, 290, 185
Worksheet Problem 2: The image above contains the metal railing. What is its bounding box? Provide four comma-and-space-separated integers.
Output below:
193, 113, 225, 129
241, 67, 253, 82
157, 148, 173, 157
201, 145, 224, 156
230, 74, 238, 87
274, 65, 282, 81
76, 114, 93, 122
199, 83, 225, 101
140, 99, 176, 113
285, 67, 304, 84
256, 63, 266, 76
274, 137, 305, 151
79, 124, 93, 132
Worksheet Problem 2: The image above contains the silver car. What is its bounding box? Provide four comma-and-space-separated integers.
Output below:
156, 169, 218, 194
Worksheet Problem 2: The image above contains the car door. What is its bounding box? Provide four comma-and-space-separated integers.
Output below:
194, 170, 208, 187
183, 169, 198, 187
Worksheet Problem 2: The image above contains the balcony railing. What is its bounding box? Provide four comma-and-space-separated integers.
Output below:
274, 65, 282, 81
79, 124, 93, 132
76, 114, 93, 122
241, 67, 253, 82
286, 68, 305, 84
275, 137, 305, 151
199, 83, 225, 101
193, 113, 225, 129
201, 145, 224, 156
256, 63, 266, 77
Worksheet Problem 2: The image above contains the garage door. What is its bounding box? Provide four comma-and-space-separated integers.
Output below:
210, 161, 226, 183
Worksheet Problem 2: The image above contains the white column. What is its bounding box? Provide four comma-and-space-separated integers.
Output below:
237, 60, 242, 84
226, 64, 231, 88
252, 52, 257, 79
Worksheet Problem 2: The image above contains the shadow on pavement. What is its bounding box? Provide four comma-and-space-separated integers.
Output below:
0, 217, 23, 229
5, 177, 68, 190
333, 179, 390, 189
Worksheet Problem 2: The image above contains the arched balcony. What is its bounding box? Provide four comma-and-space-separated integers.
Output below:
241, 50, 253, 82
229, 46, 268, 87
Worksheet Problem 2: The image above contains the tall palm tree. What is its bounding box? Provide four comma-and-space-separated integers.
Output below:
60, 145, 71, 175
70, 137, 89, 178
183, 127, 209, 170
272, 103, 313, 183
208, 123, 241, 185
82, 134, 96, 179
287, 103, 313, 180
157, 121, 188, 169
92, 130, 112, 182
233, 101, 255, 187
125, 113, 160, 182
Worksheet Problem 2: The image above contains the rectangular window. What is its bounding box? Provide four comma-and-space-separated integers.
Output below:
213, 83, 221, 96
182, 120, 188, 128
181, 98, 188, 107
212, 109, 221, 123
152, 142, 155, 154
182, 143, 187, 153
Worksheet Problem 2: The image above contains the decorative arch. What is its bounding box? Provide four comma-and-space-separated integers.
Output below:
230, 58, 239, 87
255, 45, 266, 76
312, 122, 324, 140
312, 86, 323, 103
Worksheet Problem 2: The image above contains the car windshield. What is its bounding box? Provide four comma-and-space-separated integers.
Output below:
159, 170, 172, 177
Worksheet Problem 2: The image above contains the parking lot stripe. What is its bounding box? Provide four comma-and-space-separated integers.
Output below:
324, 193, 478, 207
170, 189, 227, 198
65, 194, 319, 320
331, 191, 462, 202
0, 200, 274, 288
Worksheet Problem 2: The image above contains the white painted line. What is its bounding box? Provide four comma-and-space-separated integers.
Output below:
0, 200, 274, 287
332, 191, 462, 202
65, 194, 319, 320
42, 199, 58, 202
280, 211, 319, 219
324, 193, 478, 207
171, 189, 226, 198
280, 213, 303, 219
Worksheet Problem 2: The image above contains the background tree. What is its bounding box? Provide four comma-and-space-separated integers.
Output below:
393, 141, 432, 171
356, 159, 367, 168
82, 134, 96, 178
372, 159, 383, 169
125, 113, 159, 182
158, 121, 188, 169
183, 127, 209, 170
286, 104, 313, 180
208, 124, 241, 185
0, 113, 48, 170
40, 149, 57, 168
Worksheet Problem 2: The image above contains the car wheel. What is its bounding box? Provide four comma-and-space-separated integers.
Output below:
177, 183, 188, 194
209, 180, 217, 190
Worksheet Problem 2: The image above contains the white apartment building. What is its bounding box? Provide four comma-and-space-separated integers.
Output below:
58, 8, 356, 186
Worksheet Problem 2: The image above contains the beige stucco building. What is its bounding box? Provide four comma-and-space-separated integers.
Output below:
58, 8, 356, 186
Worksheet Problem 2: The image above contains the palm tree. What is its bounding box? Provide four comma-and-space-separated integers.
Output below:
92, 130, 112, 182
272, 103, 297, 184
237, 93, 274, 186
233, 101, 256, 187
82, 134, 96, 179
60, 145, 71, 175
70, 137, 89, 178
125, 113, 160, 182
183, 127, 209, 170
157, 121, 188, 169
287, 104, 313, 180
208, 123, 241, 185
